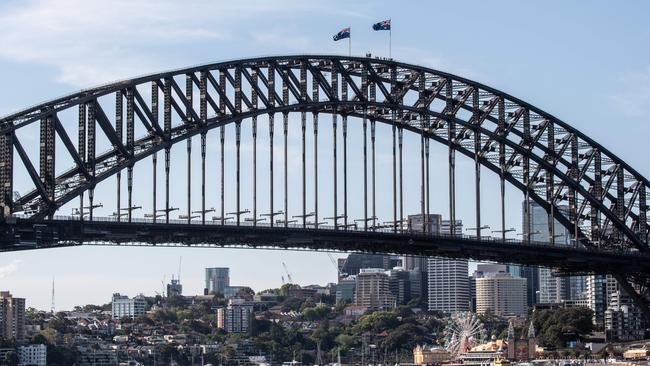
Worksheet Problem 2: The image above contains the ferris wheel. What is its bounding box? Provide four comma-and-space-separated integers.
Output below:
444, 312, 487, 356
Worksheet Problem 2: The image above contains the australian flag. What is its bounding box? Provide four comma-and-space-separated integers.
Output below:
333, 27, 351, 41
372, 19, 391, 31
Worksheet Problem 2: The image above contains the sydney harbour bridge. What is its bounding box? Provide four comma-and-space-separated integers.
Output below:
0, 55, 649, 317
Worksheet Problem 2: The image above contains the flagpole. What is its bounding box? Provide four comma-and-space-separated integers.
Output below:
349, 27, 351, 57
389, 26, 392, 59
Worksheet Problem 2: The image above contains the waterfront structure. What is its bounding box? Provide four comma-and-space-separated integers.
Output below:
216, 299, 253, 333
205, 267, 230, 295
0, 291, 25, 340
18, 344, 46, 366
428, 219, 469, 313
413, 345, 451, 364
476, 273, 527, 316
111, 293, 146, 319
354, 269, 395, 310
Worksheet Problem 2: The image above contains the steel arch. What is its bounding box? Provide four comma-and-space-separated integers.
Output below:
2, 54, 650, 318
1, 55, 646, 252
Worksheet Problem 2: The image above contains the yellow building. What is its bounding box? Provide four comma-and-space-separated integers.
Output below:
413, 346, 452, 365
623, 347, 649, 359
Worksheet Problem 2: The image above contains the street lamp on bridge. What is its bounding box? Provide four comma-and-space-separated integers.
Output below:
324, 214, 346, 229
466, 225, 490, 239
260, 211, 284, 227
227, 209, 250, 225
276, 219, 298, 225
211, 215, 234, 222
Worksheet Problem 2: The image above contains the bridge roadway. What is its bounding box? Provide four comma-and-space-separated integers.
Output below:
2, 215, 648, 276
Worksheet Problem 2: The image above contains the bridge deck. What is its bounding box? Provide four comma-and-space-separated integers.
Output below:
2, 215, 647, 275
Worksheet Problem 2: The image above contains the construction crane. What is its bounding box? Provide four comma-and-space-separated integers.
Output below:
177, 256, 182, 282
327, 254, 344, 277
160, 275, 166, 297
282, 262, 294, 284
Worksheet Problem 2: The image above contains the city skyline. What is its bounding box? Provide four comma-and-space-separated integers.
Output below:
1, 0, 649, 310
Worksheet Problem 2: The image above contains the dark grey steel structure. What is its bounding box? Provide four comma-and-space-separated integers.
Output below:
0, 55, 648, 317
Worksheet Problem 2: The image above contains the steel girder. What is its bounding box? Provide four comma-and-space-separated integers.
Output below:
1, 55, 649, 312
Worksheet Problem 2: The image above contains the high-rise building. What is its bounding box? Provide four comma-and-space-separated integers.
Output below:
354, 269, 395, 310
340, 254, 390, 277
205, 267, 230, 295
408, 270, 427, 306
587, 275, 608, 327
427, 219, 469, 313
476, 273, 527, 316
521, 201, 587, 305
111, 293, 146, 319
405, 214, 442, 272
0, 291, 25, 340
216, 299, 253, 333
604, 276, 645, 341
388, 269, 412, 306
336, 276, 356, 302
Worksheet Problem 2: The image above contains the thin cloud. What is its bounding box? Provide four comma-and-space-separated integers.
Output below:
0, 0, 341, 87
608, 66, 650, 118
0, 259, 22, 279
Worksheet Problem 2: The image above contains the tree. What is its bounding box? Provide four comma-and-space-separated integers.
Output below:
335, 334, 355, 351
381, 323, 431, 352
352, 311, 399, 335
533, 307, 594, 348
237, 287, 255, 300
31, 334, 48, 345
4, 351, 18, 366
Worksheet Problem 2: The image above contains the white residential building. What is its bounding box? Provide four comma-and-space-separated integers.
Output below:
18, 344, 46, 366
427, 219, 469, 313
216, 299, 253, 333
476, 273, 527, 316
111, 293, 146, 319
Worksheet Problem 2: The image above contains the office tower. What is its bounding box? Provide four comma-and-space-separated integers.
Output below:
427, 219, 469, 313
388, 268, 412, 305
521, 200, 586, 304
111, 293, 146, 319
336, 276, 356, 302
216, 298, 254, 333
354, 269, 395, 310
476, 273, 527, 316
205, 267, 230, 295
0, 291, 25, 340
405, 214, 442, 272
340, 253, 390, 277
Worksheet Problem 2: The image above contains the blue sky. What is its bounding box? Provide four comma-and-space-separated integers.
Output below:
0, 0, 648, 310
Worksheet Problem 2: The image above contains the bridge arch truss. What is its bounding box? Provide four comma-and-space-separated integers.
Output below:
1, 55, 649, 315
